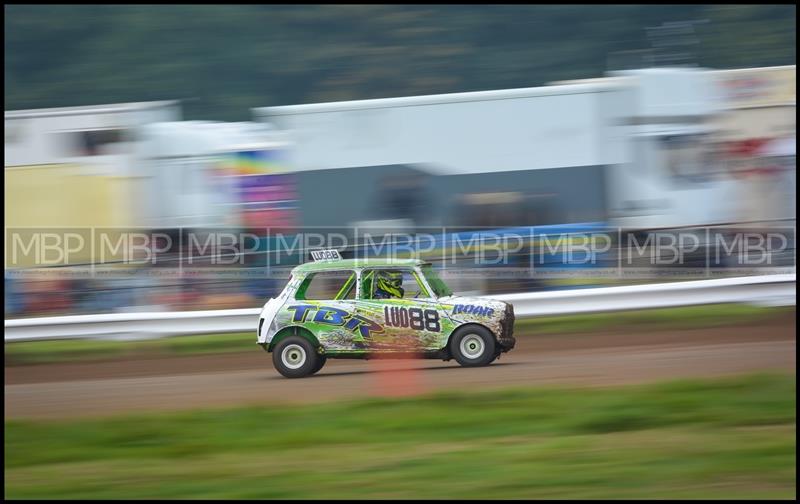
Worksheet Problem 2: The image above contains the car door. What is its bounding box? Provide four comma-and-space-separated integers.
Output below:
287, 269, 365, 352
356, 268, 446, 352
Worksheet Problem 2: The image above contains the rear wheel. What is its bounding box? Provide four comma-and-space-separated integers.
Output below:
273, 336, 320, 378
450, 326, 497, 367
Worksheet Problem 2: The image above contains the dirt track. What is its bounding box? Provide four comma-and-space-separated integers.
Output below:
5, 313, 796, 420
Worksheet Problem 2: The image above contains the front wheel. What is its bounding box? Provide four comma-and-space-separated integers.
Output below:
311, 355, 327, 375
449, 326, 497, 367
272, 336, 321, 378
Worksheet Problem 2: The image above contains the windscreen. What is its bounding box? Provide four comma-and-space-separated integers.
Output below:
420, 264, 452, 298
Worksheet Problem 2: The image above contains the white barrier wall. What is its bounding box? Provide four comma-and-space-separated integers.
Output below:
5, 275, 795, 342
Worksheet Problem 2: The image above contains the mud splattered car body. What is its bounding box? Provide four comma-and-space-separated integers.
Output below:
258, 255, 516, 377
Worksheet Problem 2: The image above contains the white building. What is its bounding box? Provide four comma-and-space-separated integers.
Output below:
253, 67, 742, 230
134, 121, 294, 229
4, 101, 181, 230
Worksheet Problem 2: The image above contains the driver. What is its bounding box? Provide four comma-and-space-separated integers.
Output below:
374, 270, 405, 299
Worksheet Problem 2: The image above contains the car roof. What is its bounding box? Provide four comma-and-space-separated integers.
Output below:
291, 258, 427, 275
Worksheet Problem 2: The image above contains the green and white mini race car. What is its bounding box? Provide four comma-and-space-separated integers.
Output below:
257, 250, 516, 378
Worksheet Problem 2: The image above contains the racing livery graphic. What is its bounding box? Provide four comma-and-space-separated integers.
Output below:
257, 251, 516, 378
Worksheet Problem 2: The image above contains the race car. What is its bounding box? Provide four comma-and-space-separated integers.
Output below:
257, 250, 516, 378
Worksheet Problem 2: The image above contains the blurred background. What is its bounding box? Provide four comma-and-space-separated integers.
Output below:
4, 5, 796, 500
4, 5, 796, 318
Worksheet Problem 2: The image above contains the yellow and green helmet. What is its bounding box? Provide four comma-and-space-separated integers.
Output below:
375, 270, 404, 299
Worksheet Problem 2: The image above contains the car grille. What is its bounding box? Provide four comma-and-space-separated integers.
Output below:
499, 303, 515, 349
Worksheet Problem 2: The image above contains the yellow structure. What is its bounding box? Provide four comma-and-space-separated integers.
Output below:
4, 164, 134, 228
5, 164, 135, 267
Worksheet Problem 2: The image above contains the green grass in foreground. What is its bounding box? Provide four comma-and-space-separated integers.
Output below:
4, 373, 796, 499
4, 331, 257, 365
514, 303, 793, 335
4, 304, 793, 366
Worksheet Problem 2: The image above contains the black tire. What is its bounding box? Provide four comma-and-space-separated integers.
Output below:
449, 325, 497, 367
310, 355, 327, 375
272, 336, 320, 378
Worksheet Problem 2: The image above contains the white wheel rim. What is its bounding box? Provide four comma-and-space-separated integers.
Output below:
460, 334, 485, 359
281, 344, 307, 370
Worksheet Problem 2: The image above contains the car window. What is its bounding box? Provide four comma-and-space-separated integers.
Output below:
363, 269, 431, 300
420, 264, 452, 297
295, 270, 356, 300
